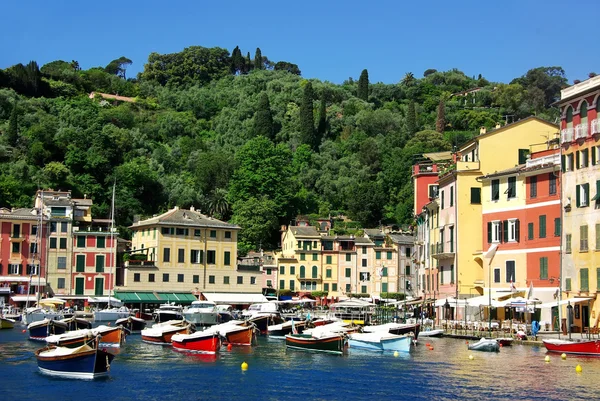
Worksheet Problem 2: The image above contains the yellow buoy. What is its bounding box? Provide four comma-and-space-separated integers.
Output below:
576, 364, 582, 373
544, 356, 550, 363
561, 353, 567, 360
469, 355, 474, 360
393, 351, 399, 357
241, 361, 248, 371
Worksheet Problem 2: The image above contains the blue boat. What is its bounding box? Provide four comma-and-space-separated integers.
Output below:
28, 319, 69, 341
35, 340, 115, 379
348, 332, 412, 352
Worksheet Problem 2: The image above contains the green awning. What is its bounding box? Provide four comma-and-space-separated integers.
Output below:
158, 293, 198, 304
591, 193, 600, 201
114, 291, 161, 303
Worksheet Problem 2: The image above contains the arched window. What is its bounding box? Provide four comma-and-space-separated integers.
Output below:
312, 281, 317, 290
596, 98, 600, 112
312, 266, 318, 278
581, 101, 588, 125
566, 106, 573, 127
299, 265, 305, 279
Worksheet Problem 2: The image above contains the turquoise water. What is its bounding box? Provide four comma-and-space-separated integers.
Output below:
1, 325, 598, 401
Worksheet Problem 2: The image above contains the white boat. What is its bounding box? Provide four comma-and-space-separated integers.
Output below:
418, 328, 444, 337
153, 304, 183, 323
348, 332, 411, 352
183, 301, 220, 327
303, 321, 354, 336
363, 322, 421, 339
24, 307, 64, 324
468, 338, 500, 352
94, 306, 131, 322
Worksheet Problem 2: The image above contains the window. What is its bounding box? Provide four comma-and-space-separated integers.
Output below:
488, 221, 501, 243
324, 283, 329, 292
441, 190, 445, 209
149, 274, 155, 283
450, 186, 454, 207
346, 253, 351, 262
325, 268, 331, 278
95, 255, 104, 272
580, 225, 589, 251
494, 268, 500, 283
224, 231, 231, 239
134, 273, 141, 282
176, 228, 187, 236
376, 251, 381, 260
362, 259, 367, 267
565, 278, 572, 291
161, 227, 171, 235
310, 253, 318, 261
290, 266, 296, 275
466, 187, 480, 204
61, 222, 68, 233
12, 242, 20, 254
289, 280, 295, 290
506, 219, 519, 242
76, 255, 85, 272
346, 284, 352, 293
192, 275, 198, 284
97, 236, 105, 248
580, 149, 589, 169
224, 276, 230, 285
326, 255, 332, 264
564, 153, 574, 172
237, 276, 243, 284
207, 250, 216, 264
581, 268, 589, 291
210, 230, 217, 238
539, 215, 546, 238
77, 236, 86, 248
31, 225, 37, 236
300, 253, 305, 261
57, 278, 65, 289
224, 251, 231, 265
312, 266, 318, 278
566, 234, 572, 253
279, 280, 285, 289
518, 148, 529, 164
507, 177, 516, 199
428, 184, 439, 199
178, 274, 184, 283
163, 273, 169, 282
59, 237, 67, 249
505, 261, 515, 283
526, 222, 534, 240
450, 264, 454, 284
194, 229, 201, 237
280, 266, 285, 275
597, 224, 600, 250
549, 173, 557, 195
178, 249, 185, 263
491, 179, 500, 201
382, 283, 388, 293
332, 283, 338, 292
50, 222, 57, 233
191, 250, 202, 264
382, 267, 388, 277
539, 257, 548, 280
530, 176, 537, 198
577, 183, 590, 207
8, 264, 20, 275
387, 251, 392, 260
345, 268, 351, 278
50, 238, 57, 249
251, 277, 256, 285
26, 264, 38, 275
163, 248, 171, 262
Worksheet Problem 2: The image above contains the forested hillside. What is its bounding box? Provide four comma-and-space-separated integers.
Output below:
0, 46, 567, 253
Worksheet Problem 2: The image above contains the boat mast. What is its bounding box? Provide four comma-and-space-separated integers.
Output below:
37, 189, 43, 303
108, 182, 116, 308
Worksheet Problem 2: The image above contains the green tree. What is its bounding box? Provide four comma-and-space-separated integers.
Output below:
317, 89, 328, 137
105, 56, 133, 79
274, 61, 301, 75
254, 48, 263, 70
436, 99, 445, 133
253, 92, 274, 140
357, 69, 369, 101
208, 187, 230, 219
300, 81, 317, 150
6, 96, 18, 147
406, 100, 417, 137
231, 196, 279, 252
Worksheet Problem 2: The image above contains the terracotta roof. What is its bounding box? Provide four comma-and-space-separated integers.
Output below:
130, 207, 239, 230
73, 198, 93, 206
478, 165, 523, 180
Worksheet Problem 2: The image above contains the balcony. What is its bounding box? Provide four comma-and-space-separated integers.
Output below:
237, 264, 261, 272
456, 160, 480, 172
412, 163, 438, 176
125, 260, 157, 268
432, 242, 455, 260
296, 275, 322, 282
575, 124, 589, 140
561, 128, 574, 143
592, 119, 600, 136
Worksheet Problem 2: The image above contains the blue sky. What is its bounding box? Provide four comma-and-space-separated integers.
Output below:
1, 0, 595, 85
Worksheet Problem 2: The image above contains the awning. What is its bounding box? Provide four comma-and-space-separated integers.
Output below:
11, 295, 37, 303
87, 297, 123, 306
114, 291, 161, 303
158, 293, 197, 304
434, 297, 467, 307
203, 292, 268, 305
0, 276, 47, 285
467, 295, 503, 307
539, 297, 595, 309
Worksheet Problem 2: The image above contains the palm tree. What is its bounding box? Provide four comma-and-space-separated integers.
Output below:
208, 188, 230, 219
401, 72, 415, 87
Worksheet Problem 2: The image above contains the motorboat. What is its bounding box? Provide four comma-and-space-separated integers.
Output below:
268, 320, 308, 338
45, 325, 126, 348
468, 338, 500, 352
24, 306, 64, 324
418, 328, 444, 338
172, 330, 222, 354
242, 302, 283, 333
153, 304, 183, 323
0, 317, 15, 329
35, 338, 115, 379
28, 318, 69, 341
94, 306, 131, 322
543, 339, 600, 356
204, 321, 258, 346
60, 316, 93, 331
303, 321, 356, 336
348, 332, 411, 352
141, 320, 192, 344
496, 337, 514, 347
183, 301, 220, 327
216, 304, 234, 323
285, 332, 347, 355
116, 316, 147, 334
363, 322, 421, 339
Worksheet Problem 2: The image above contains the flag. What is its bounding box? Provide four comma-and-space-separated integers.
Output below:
527, 280, 534, 300
510, 276, 516, 292
484, 244, 498, 260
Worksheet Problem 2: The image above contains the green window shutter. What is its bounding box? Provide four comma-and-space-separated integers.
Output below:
441, 191, 445, 209
540, 257, 548, 280
565, 278, 572, 291
76, 255, 85, 272
596, 224, 600, 250
515, 220, 520, 242
581, 268, 589, 291
312, 266, 318, 278
528, 223, 534, 240
487, 222, 492, 243
224, 251, 230, 265
300, 266, 305, 278
345, 268, 351, 278
576, 184, 581, 207
382, 267, 388, 277
326, 255, 332, 264
77, 236, 86, 248
326, 269, 332, 278
280, 280, 285, 290
376, 251, 381, 260
561, 155, 566, 172
539, 215, 546, 238
450, 188, 454, 206
576, 151, 580, 169
503, 220, 509, 243
593, 148, 597, 166
387, 251, 392, 260
382, 283, 388, 293
584, 183, 590, 206
96, 255, 104, 272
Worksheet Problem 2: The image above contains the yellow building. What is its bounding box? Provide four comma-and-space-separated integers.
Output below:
120, 206, 259, 298
278, 226, 323, 293
445, 117, 557, 299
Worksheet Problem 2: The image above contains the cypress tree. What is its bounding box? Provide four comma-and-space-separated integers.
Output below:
300, 82, 316, 150
245, 52, 253, 74
231, 46, 242, 74
357, 69, 369, 101
317, 89, 328, 137
254, 48, 263, 70
254, 92, 274, 140
406, 100, 417, 136
436, 99, 446, 134
7, 96, 18, 147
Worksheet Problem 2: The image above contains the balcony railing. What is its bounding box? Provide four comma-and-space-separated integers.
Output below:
592, 119, 600, 135
575, 124, 588, 140
237, 264, 261, 272
561, 128, 574, 143
125, 260, 156, 268
296, 274, 322, 282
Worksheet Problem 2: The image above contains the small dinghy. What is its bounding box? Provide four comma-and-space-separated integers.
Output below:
468, 338, 500, 352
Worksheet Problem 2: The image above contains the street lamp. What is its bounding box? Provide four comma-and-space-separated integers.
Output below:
444, 299, 450, 332
566, 301, 573, 341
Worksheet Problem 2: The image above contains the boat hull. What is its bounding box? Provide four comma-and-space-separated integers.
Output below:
468, 339, 500, 352
141, 325, 190, 344
172, 332, 222, 354
0, 317, 15, 329
349, 333, 411, 352
116, 317, 147, 334
387, 324, 421, 339
224, 326, 256, 346
36, 346, 115, 379
419, 329, 444, 338
285, 334, 346, 355
543, 339, 600, 355
248, 314, 284, 334
28, 320, 69, 341
268, 321, 307, 338
183, 311, 220, 327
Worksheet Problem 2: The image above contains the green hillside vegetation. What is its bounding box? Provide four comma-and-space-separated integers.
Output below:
0, 46, 566, 253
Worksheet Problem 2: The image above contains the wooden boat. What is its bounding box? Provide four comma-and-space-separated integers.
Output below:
348, 332, 411, 352
116, 316, 147, 334
268, 320, 307, 338
303, 321, 356, 336
496, 337, 514, 346
172, 331, 222, 354
46, 325, 126, 348
134, 308, 153, 321
418, 328, 444, 338
141, 320, 192, 344
35, 340, 115, 379
285, 333, 347, 355
204, 321, 258, 346
28, 318, 69, 341
60, 316, 93, 331
468, 338, 500, 352
363, 322, 421, 339
0, 317, 16, 329
543, 339, 600, 356
247, 314, 284, 334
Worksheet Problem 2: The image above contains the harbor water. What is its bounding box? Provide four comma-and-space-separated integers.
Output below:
1, 325, 599, 401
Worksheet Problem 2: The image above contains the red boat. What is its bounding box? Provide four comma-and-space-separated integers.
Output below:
141, 320, 192, 344
543, 339, 600, 356
171, 331, 222, 354
205, 321, 258, 346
